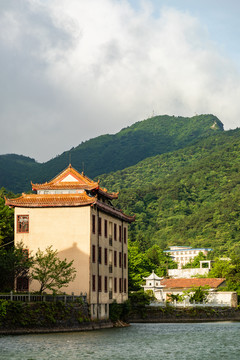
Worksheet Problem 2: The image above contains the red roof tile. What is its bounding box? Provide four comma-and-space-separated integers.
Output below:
161, 278, 226, 289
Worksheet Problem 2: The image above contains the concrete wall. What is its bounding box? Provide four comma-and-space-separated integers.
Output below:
153, 290, 237, 307
15, 206, 91, 296
168, 268, 210, 278
89, 207, 128, 319
15, 205, 129, 320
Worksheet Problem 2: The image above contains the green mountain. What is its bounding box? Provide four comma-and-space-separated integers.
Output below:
0, 114, 223, 193
99, 128, 240, 256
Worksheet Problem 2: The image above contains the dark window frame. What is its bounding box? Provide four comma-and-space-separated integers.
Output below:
17, 215, 29, 233
98, 246, 102, 264
92, 275, 96, 292
104, 248, 108, 265
92, 245, 96, 263
92, 214, 96, 234
104, 219, 108, 238
98, 275, 102, 292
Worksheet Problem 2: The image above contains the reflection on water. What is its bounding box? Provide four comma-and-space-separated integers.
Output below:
1, 322, 240, 360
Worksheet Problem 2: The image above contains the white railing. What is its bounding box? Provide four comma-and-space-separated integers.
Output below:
149, 300, 231, 308
0, 291, 87, 304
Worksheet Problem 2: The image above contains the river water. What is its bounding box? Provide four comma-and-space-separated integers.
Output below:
1, 322, 240, 360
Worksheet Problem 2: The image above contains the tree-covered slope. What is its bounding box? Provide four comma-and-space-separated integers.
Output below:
0, 114, 222, 192
100, 128, 240, 256
0, 155, 40, 194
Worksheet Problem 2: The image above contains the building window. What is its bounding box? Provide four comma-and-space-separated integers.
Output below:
119, 278, 122, 293
114, 251, 117, 267
104, 220, 108, 238
104, 248, 108, 265
92, 214, 96, 234
124, 253, 127, 269
92, 275, 96, 291
124, 278, 127, 293
104, 276, 108, 293
92, 245, 96, 263
98, 217, 102, 236
119, 225, 122, 242
98, 276, 102, 292
114, 277, 117, 293
16, 277, 29, 292
119, 252, 122, 268
105, 304, 108, 315
17, 215, 29, 233
124, 228, 127, 244
114, 224, 117, 240
98, 246, 102, 264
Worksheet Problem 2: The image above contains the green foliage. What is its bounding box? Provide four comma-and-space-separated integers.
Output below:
209, 256, 240, 295
0, 187, 14, 245
0, 300, 88, 328
99, 127, 240, 257
128, 289, 155, 307
128, 242, 176, 291
182, 252, 208, 269
127, 289, 155, 318
0, 300, 8, 324
184, 286, 209, 303
0, 242, 33, 292
31, 246, 76, 294
0, 115, 223, 192
168, 293, 185, 302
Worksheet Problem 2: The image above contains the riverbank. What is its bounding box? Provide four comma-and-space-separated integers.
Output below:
0, 320, 114, 336
128, 306, 240, 323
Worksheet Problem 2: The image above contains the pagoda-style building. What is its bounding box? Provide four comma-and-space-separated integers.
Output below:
6, 165, 134, 319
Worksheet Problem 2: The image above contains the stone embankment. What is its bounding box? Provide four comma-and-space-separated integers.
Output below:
128, 306, 240, 323
0, 300, 114, 335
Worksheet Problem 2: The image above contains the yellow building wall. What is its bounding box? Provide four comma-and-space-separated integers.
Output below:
15, 206, 91, 296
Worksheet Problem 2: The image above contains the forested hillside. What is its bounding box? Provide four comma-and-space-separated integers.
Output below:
0, 114, 222, 192
100, 128, 240, 256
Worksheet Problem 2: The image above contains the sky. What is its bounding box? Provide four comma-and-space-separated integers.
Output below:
1, 0, 240, 163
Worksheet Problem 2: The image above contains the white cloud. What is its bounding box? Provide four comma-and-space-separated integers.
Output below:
1, 0, 240, 162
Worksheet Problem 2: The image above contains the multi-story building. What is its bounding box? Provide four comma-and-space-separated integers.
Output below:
6, 165, 134, 319
164, 246, 212, 269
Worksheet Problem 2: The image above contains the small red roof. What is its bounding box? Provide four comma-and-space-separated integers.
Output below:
161, 278, 226, 289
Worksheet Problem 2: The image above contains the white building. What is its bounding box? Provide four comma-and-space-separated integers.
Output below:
164, 246, 212, 269
142, 271, 165, 302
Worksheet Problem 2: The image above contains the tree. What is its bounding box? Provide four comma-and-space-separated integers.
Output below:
182, 252, 208, 269
31, 246, 76, 294
0, 188, 14, 246
184, 286, 209, 303
0, 242, 33, 292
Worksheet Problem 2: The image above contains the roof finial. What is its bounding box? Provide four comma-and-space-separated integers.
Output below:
69, 153, 71, 167
82, 161, 85, 175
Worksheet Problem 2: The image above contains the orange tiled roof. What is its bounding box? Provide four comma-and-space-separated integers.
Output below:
161, 278, 226, 289
5, 193, 135, 222
31, 164, 99, 190
31, 182, 97, 191
96, 200, 135, 223
97, 187, 119, 200
31, 164, 118, 199
5, 192, 96, 208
